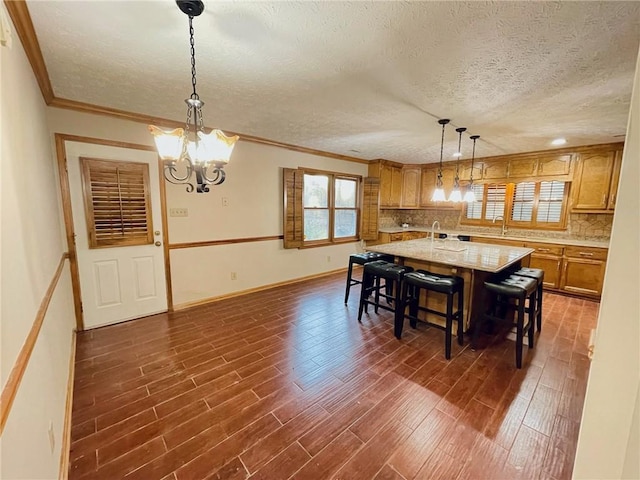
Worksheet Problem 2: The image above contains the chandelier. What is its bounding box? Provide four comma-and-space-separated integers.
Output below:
148, 0, 239, 193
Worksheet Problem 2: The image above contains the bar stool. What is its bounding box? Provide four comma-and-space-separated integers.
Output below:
508, 267, 544, 331
344, 252, 395, 304
357, 260, 413, 332
400, 270, 464, 359
478, 274, 538, 368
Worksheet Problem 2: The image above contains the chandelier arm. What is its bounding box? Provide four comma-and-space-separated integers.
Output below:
164, 162, 195, 192
200, 164, 226, 185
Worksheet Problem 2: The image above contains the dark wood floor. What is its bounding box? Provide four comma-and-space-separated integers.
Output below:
68, 270, 596, 480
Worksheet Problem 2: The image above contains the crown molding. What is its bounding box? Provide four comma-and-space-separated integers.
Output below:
5, 0, 368, 165
4, 0, 54, 103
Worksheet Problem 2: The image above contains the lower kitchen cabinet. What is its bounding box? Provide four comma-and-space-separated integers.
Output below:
525, 242, 563, 289
377, 231, 428, 244
560, 246, 608, 297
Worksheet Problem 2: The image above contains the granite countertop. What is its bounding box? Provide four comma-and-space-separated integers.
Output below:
367, 238, 534, 273
378, 227, 609, 249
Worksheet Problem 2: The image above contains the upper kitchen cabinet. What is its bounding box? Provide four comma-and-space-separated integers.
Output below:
419, 165, 459, 209
369, 160, 403, 208
400, 166, 421, 208
480, 153, 572, 181
571, 145, 623, 213
537, 153, 573, 177
459, 160, 483, 182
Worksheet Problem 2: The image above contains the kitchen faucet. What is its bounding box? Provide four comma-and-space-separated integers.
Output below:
431, 220, 440, 247
492, 215, 508, 236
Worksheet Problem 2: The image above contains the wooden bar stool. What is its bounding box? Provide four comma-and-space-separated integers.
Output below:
357, 260, 413, 332
344, 252, 394, 304
400, 270, 464, 359
478, 274, 538, 368
508, 266, 544, 331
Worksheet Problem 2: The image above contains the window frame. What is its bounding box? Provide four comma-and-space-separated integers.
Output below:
301, 168, 361, 247
460, 180, 570, 230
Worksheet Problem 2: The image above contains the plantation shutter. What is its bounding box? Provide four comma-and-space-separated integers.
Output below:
464, 184, 485, 220
511, 182, 536, 222
360, 177, 380, 241
483, 183, 507, 221
80, 158, 153, 248
283, 168, 304, 248
536, 181, 566, 224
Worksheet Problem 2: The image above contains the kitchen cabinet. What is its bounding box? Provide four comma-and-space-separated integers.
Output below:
379, 164, 402, 207
481, 159, 509, 180
537, 153, 572, 177
560, 246, 608, 297
525, 242, 563, 289
377, 231, 428, 244
507, 157, 538, 178
400, 166, 421, 208
459, 161, 483, 182
419, 166, 459, 208
571, 147, 622, 213
470, 236, 608, 298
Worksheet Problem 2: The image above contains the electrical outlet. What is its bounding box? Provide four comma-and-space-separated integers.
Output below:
230, 272, 237, 280
48, 420, 55, 454
169, 208, 188, 217
222, 197, 229, 207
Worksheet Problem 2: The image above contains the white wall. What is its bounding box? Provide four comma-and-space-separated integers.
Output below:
573, 49, 640, 478
0, 4, 76, 478
46, 108, 369, 308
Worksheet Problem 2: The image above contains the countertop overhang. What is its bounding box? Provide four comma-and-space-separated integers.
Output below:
367, 238, 535, 273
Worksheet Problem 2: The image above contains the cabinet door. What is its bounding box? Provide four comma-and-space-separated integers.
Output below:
561, 258, 606, 296
538, 153, 572, 177
379, 165, 402, 207
401, 167, 421, 208
441, 167, 461, 208
607, 150, 622, 210
420, 167, 437, 207
389, 233, 404, 242
482, 160, 509, 180
571, 151, 615, 211
508, 157, 538, 178
529, 254, 562, 289
459, 161, 483, 182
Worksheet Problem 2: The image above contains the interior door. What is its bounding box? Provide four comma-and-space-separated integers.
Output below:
66, 141, 167, 329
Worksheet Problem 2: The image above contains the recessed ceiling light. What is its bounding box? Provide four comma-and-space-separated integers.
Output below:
551, 138, 567, 146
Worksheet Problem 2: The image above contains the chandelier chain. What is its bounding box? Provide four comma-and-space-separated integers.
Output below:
189, 15, 198, 100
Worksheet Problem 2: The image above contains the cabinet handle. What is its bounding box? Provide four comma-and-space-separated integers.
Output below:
610, 193, 616, 206
602, 193, 607, 206
537, 248, 550, 252
578, 252, 594, 257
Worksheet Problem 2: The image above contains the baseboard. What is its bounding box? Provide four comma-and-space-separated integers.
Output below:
58, 329, 76, 480
174, 267, 348, 311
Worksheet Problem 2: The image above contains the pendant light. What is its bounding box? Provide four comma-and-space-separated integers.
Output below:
448, 127, 466, 202
148, 0, 239, 193
431, 119, 449, 202
463, 135, 480, 203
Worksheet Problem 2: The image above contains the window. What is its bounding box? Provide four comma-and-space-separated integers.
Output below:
462, 180, 569, 229
81, 158, 153, 248
510, 180, 567, 228
284, 168, 373, 248
303, 172, 358, 244
462, 183, 507, 223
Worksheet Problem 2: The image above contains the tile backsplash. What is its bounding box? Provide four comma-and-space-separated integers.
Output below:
380, 209, 612, 241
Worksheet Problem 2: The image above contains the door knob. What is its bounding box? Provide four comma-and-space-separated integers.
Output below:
155, 241, 161, 247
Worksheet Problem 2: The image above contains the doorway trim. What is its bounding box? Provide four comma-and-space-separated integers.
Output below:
54, 133, 173, 331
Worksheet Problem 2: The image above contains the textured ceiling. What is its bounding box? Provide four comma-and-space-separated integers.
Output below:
27, 1, 640, 163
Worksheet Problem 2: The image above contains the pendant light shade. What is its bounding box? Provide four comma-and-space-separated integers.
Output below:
448, 127, 466, 202
464, 135, 480, 203
431, 119, 449, 202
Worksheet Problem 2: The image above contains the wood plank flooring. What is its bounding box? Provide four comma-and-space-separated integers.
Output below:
68, 270, 597, 480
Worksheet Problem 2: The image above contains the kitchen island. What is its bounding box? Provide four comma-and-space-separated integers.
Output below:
366, 238, 534, 333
